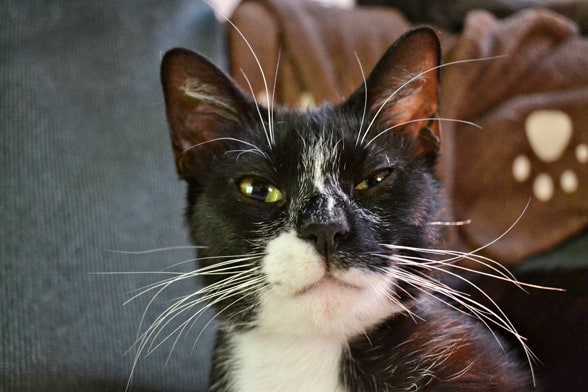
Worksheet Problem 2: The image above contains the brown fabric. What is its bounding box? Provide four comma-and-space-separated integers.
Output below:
227, 0, 588, 264
228, 0, 415, 107
358, 0, 588, 34
442, 9, 588, 263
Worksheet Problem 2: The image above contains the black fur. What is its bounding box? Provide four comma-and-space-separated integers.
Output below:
343, 296, 530, 391
161, 28, 535, 391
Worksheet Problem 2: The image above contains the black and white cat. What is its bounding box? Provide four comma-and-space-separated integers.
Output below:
160, 28, 534, 391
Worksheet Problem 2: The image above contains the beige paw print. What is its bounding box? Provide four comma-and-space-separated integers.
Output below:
255, 91, 317, 109
512, 110, 587, 202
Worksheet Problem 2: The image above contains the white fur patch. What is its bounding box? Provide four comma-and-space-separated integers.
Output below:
311, 141, 328, 192
231, 331, 344, 392
229, 230, 402, 391
259, 230, 400, 337
304, 135, 339, 194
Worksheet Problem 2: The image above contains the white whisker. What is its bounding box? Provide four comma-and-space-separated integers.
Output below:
369, 268, 422, 322
365, 117, 482, 148
392, 267, 510, 349
353, 51, 369, 147
183, 137, 269, 160
126, 261, 265, 386
226, 148, 270, 161
427, 219, 471, 226
360, 56, 506, 146
239, 68, 273, 148
120, 255, 263, 367
107, 245, 204, 254
269, 49, 281, 145
143, 277, 252, 355
205, 0, 274, 148
387, 254, 539, 384
123, 257, 262, 304
384, 246, 521, 289
190, 279, 266, 354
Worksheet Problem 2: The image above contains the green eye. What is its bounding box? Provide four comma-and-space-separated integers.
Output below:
239, 178, 284, 203
355, 169, 392, 191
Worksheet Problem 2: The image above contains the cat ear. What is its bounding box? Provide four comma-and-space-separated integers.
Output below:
161, 48, 251, 179
347, 27, 441, 156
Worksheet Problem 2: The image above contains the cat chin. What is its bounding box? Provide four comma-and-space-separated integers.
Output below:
258, 230, 403, 338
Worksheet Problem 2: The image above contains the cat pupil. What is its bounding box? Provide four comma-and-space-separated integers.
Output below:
238, 178, 283, 203
355, 169, 392, 191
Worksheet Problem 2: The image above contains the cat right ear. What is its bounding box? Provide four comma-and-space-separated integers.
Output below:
161, 49, 250, 179
345, 28, 441, 158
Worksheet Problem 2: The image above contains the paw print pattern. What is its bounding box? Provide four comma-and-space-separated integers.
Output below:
512, 110, 587, 202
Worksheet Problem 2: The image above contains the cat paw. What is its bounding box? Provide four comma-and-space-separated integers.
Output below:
512, 110, 587, 202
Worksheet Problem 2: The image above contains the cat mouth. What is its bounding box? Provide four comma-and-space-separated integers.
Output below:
294, 274, 361, 297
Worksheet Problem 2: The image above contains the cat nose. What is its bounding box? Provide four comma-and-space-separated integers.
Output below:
299, 220, 350, 259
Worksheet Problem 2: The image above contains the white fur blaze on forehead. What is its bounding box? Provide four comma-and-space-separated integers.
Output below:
312, 147, 328, 192
301, 135, 341, 193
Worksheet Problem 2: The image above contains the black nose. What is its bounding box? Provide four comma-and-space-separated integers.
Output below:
299, 220, 350, 259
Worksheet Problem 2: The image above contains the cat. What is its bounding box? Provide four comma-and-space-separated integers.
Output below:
159, 27, 535, 391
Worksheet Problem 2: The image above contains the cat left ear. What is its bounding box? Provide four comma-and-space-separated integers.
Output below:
161, 48, 251, 179
346, 27, 441, 156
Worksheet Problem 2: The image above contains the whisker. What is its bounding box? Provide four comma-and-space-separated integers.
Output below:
392, 267, 511, 351
130, 267, 263, 366
189, 279, 267, 354
269, 49, 281, 145
440, 259, 561, 292
365, 117, 482, 148
123, 257, 262, 304
239, 68, 273, 148
353, 51, 369, 147
226, 148, 270, 161
143, 274, 265, 359
369, 267, 422, 322
204, 0, 274, 148
384, 247, 521, 290
169, 290, 263, 369
121, 256, 263, 370
385, 200, 543, 289
360, 55, 506, 146
427, 219, 471, 226
183, 137, 269, 159
389, 255, 539, 384
106, 245, 204, 254
160, 252, 264, 270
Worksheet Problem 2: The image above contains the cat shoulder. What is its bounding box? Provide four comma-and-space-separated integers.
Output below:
344, 297, 534, 391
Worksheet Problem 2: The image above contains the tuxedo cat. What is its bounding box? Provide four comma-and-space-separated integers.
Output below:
160, 28, 534, 391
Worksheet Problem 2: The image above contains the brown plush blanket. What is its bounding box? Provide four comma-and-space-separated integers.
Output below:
228, 0, 588, 264
228, 0, 415, 107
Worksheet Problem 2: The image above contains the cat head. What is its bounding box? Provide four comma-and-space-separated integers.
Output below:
161, 28, 443, 336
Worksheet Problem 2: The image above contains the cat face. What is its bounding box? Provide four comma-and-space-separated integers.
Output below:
161, 28, 442, 337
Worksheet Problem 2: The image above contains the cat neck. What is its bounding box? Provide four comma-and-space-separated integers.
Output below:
229, 329, 346, 392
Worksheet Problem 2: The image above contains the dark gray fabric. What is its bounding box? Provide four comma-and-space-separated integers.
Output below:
1, 1, 225, 390
516, 229, 588, 271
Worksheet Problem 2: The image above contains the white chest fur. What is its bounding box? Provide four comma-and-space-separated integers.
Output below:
224, 230, 401, 391
231, 330, 345, 392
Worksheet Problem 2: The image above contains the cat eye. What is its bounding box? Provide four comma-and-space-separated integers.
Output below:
238, 178, 284, 203
355, 169, 393, 191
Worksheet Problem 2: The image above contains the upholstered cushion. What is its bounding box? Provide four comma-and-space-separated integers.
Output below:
1, 1, 225, 390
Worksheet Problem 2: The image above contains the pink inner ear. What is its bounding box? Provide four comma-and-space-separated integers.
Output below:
370, 79, 440, 155
161, 48, 252, 179
358, 28, 441, 153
